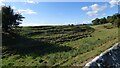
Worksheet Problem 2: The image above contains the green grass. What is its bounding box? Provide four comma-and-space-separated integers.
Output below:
61, 27, 118, 66
2, 23, 118, 67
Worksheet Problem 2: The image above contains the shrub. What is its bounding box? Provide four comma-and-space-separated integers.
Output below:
98, 38, 100, 40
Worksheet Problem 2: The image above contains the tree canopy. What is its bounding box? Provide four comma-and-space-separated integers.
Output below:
92, 13, 120, 27
92, 18, 100, 25
2, 6, 25, 32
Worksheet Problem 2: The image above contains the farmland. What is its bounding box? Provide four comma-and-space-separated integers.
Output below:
2, 23, 118, 67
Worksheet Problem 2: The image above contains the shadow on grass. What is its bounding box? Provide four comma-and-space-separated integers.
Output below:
2, 32, 73, 58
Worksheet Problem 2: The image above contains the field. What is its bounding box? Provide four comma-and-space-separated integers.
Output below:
2, 23, 118, 67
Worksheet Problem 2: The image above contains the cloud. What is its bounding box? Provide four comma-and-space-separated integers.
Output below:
0, 0, 5, 6
109, 0, 118, 7
90, 4, 107, 11
11, 6, 16, 9
11, 6, 37, 15
82, 21, 91, 24
26, 0, 34, 3
26, 0, 38, 4
0, 0, 5, 10
86, 11, 98, 16
81, 6, 89, 11
82, 4, 107, 16
16, 9, 37, 14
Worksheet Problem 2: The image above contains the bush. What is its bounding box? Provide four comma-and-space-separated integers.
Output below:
98, 38, 100, 40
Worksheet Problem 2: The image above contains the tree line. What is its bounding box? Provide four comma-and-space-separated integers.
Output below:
92, 13, 120, 27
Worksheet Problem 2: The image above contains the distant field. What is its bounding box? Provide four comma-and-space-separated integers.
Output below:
2, 23, 118, 67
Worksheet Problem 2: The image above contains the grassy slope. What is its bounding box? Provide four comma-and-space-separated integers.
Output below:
2, 23, 118, 66
61, 24, 118, 66
52, 23, 118, 66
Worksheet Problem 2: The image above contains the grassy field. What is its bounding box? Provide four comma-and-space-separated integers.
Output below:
2, 23, 118, 67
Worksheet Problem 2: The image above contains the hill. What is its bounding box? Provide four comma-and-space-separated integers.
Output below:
2, 23, 118, 67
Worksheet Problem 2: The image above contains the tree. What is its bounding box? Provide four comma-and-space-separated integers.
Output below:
99, 17, 108, 24
92, 18, 100, 25
107, 16, 114, 23
114, 17, 120, 27
2, 6, 25, 32
106, 13, 120, 27
0, 8, 2, 27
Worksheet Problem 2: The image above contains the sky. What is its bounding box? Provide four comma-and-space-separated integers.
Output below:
0, 0, 119, 26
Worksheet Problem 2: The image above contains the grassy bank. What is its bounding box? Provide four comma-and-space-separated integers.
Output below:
2, 23, 118, 66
